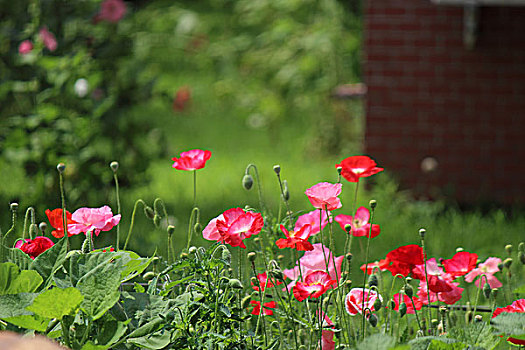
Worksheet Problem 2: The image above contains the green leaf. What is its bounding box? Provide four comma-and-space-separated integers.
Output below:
96, 319, 128, 346
357, 333, 396, 350
4, 314, 49, 332
513, 284, 525, 294
26, 287, 83, 320
127, 329, 173, 350
449, 323, 502, 350
81, 342, 110, 350
428, 340, 468, 350
0, 262, 43, 295
409, 336, 461, 350
30, 236, 68, 289
0, 293, 38, 318
6, 248, 33, 270
491, 313, 525, 340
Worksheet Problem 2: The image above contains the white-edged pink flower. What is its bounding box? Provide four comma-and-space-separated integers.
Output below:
293, 270, 336, 302
171, 149, 211, 171
294, 209, 328, 236
39, 27, 57, 52
68, 206, 121, 236
305, 182, 342, 211
202, 207, 263, 248
464, 257, 502, 289
345, 288, 382, 316
335, 206, 380, 238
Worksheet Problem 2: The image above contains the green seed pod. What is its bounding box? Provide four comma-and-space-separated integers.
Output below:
283, 180, 290, 201
144, 206, 155, 219
222, 248, 232, 264
373, 297, 382, 311
404, 284, 414, 298
483, 281, 492, 299
474, 315, 483, 323
194, 223, 202, 234
505, 244, 513, 255
110, 161, 119, 172
504, 258, 513, 269
519, 251, 525, 265
368, 313, 378, 327
143, 271, 155, 281
81, 237, 90, 254
345, 253, 353, 262
56, 163, 66, 173
188, 246, 197, 254
368, 274, 379, 288
336, 166, 342, 175
399, 302, 407, 317
419, 228, 426, 239
369, 199, 377, 209
38, 222, 47, 233
229, 278, 243, 289
10, 202, 18, 212
273, 165, 281, 174
241, 295, 252, 309
247, 252, 257, 262
167, 225, 175, 235
242, 174, 254, 190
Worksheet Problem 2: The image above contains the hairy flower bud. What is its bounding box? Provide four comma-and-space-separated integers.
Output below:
503, 258, 513, 269
483, 282, 492, 299
369, 199, 377, 209
368, 274, 378, 288
336, 166, 342, 175
10, 202, 18, 212
57, 163, 66, 173
368, 313, 378, 327
373, 298, 382, 311
505, 244, 513, 255
144, 206, 155, 219
180, 252, 188, 259
399, 302, 407, 317
188, 246, 197, 254
491, 288, 499, 299
404, 284, 414, 298
345, 253, 353, 262
419, 228, 426, 239
269, 269, 284, 281
241, 295, 252, 309
344, 224, 352, 233
242, 174, 254, 190
283, 180, 290, 201
456, 247, 464, 252
273, 165, 281, 174
222, 248, 231, 264
229, 278, 243, 289
167, 225, 175, 235
474, 315, 483, 323
39, 222, 47, 233
247, 252, 257, 262
143, 271, 155, 281
110, 161, 119, 172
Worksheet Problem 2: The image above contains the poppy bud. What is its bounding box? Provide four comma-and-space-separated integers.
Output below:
151, 257, 160, 265
222, 248, 231, 264
519, 251, 525, 265
368, 313, 378, 327
368, 274, 378, 288
270, 269, 284, 281
229, 278, 243, 289
10, 202, 18, 212
404, 284, 414, 298
505, 244, 513, 255
153, 215, 161, 227
39, 222, 47, 233
419, 228, 426, 239
344, 224, 352, 233
369, 200, 377, 209
497, 262, 504, 271
144, 206, 155, 219
431, 319, 439, 328
482, 281, 492, 299
81, 237, 90, 254
373, 298, 382, 311
399, 303, 407, 317
180, 252, 188, 259
57, 163, 66, 173
491, 288, 499, 299
518, 242, 525, 252
188, 246, 197, 254
474, 315, 483, 323
167, 225, 175, 235
389, 300, 396, 309
247, 252, 257, 262
456, 247, 464, 252
110, 161, 119, 172
242, 174, 254, 190
194, 223, 202, 234
343, 279, 352, 288
241, 295, 252, 308
273, 165, 281, 174
439, 307, 447, 317
345, 253, 353, 262
143, 271, 155, 281
503, 258, 513, 269
283, 180, 290, 201
406, 277, 413, 284
336, 166, 342, 175
254, 237, 260, 244
29, 224, 38, 237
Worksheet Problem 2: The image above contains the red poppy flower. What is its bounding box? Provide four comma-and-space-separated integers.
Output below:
335, 207, 380, 238
202, 208, 263, 248
305, 182, 342, 211
172, 149, 211, 171
250, 300, 277, 316
293, 270, 336, 302
15, 236, 54, 259
412, 258, 454, 293
336, 155, 383, 183
251, 272, 282, 292
441, 251, 478, 278
172, 86, 191, 112
392, 293, 423, 314
45, 208, 78, 238
360, 258, 390, 275
385, 244, 425, 277
275, 224, 313, 251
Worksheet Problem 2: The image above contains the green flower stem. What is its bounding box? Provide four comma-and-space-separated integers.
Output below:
420, 234, 432, 333
186, 207, 200, 251
269, 274, 298, 349
113, 171, 121, 251
472, 274, 488, 321
22, 207, 35, 240
59, 170, 69, 248
254, 270, 269, 347
319, 210, 330, 275
361, 205, 376, 340
410, 295, 423, 331
2, 207, 18, 262
387, 274, 406, 335
275, 171, 292, 227
245, 164, 267, 213
193, 170, 197, 207
123, 199, 148, 251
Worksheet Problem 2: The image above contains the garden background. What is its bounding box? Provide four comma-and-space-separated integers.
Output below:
1, 0, 523, 267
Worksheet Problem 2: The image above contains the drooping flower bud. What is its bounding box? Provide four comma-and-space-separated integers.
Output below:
389, 299, 396, 309
167, 225, 175, 235
222, 248, 231, 264
228, 278, 243, 289
368, 313, 378, 327
367, 274, 378, 288
143, 271, 155, 281
153, 215, 161, 227
29, 224, 38, 237
144, 206, 155, 219
482, 282, 492, 299
399, 303, 407, 317
404, 284, 414, 298
491, 288, 499, 299
241, 295, 252, 308
283, 180, 290, 201
242, 174, 254, 190
373, 297, 382, 311
194, 223, 202, 234
269, 269, 284, 281
247, 251, 257, 262
110, 161, 119, 173
503, 258, 513, 269
188, 246, 197, 254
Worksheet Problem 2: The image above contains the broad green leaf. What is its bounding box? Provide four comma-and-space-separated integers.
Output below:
27, 287, 83, 320
0, 293, 38, 318
491, 313, 525, 340
0, 262, 42, 295
357, 333, 396, 350
81, 342, 110, 350
409, 336, 461, 350
4, 314, 49, 332
428, 340, 468, 350
449, 323, 502, 350
127, 329, 173, 350
118, 251, 154, 283
30, 236, 68, 289
96, 319, 128, 346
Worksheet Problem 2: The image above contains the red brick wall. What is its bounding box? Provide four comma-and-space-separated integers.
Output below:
364, 0, 525, 203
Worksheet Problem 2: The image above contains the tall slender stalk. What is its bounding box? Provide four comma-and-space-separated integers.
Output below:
245, 164, 267, 213
58, 163, 69, 247
360, 200, 376, 340
123, 199, 149, 250
110, 161, 121, 250
419, 228, 432, 334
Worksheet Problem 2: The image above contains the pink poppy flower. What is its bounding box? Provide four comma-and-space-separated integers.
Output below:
417, 279, 463, 305
305, 182, 342, 211
293, 209, 328, 236
171, 149, 211, 171
345, 288, 382, 316
275, 224, 313, 251
39, 27, 57, 52
317, 311, 335, 350
250, 300, 277, 316
492, 299, 525, 346
202, 208, 263, 248
18, 40, 33, 55
441, 251, 478, 278
336, 155, 383, 183
392, 293, 423, 314
15, 236, 54, 259
335, 207, 380, 238
360, 259, 390, 275
412, 258, 454, 293
97, 0, 127, 23
283, 243, 343, 290
464, 257, 502, 289
68, 206, 121, 236
293, 270, 336, 302
251, 272, 282, 292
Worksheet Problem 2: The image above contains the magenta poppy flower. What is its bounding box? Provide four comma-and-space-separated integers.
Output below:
336, 155, 383, 183
15, 236, 54, 259
251, 272, 282, 292
492, 299, 525, 346
293, 270, 336, 302
97, 0, 127, 23
250, 300, 277, 316
335, 207, 380, 238
171, 149, 211, 171
283, 243, 343, 290
68, 206, 121, 236
305, 182, 342, 211
18, 40, 33, 55
202, 208, 263, 248
294, 209, 328, 236
417, 279, 463, 305
345, 288, 382, 316
464, 257, 502, 289
412, 258, 454, 293
275, 224, 313, 251
441, 251, 478, 278
39, 27, 57, 52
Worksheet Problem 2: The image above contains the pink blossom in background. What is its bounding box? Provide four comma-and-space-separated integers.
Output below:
68, 206, 121, 236
317, 311, 335, 350
171, 149, 211, 171
345, 288, 382, 316
464, 257, 502, 289
15, 236, 54, 259
293, 209, 328, 235
18, 40, 33, 55
293, 270, 336, 302
335, 206, 380, 238
251, 272, 282, 292
202, 207, 263, 248
305, 182, 342, 211
97, 0, 127, 23
39, 27, 57, 51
